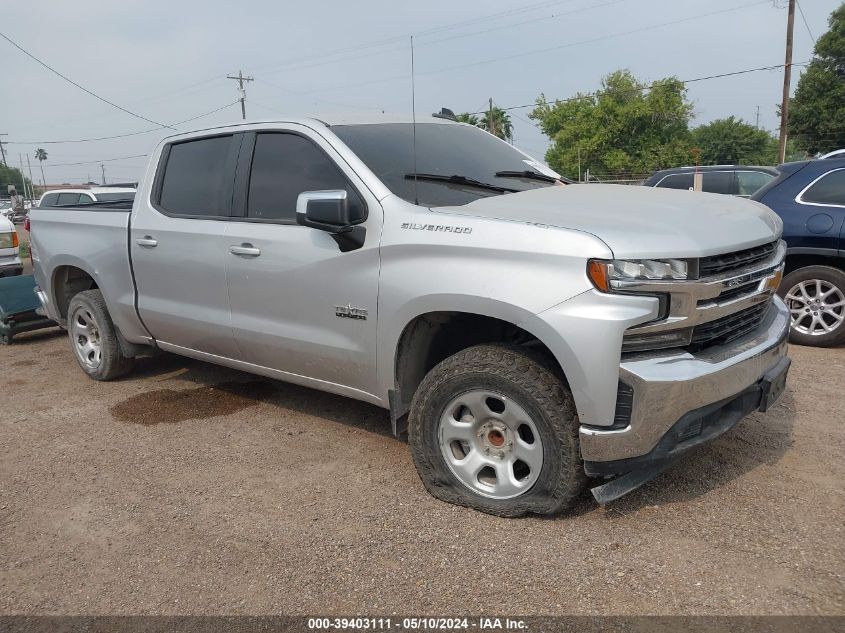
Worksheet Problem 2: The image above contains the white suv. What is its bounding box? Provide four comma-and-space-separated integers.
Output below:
37, 187, 135, 207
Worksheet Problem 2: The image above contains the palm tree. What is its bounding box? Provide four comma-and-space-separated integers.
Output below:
456, 112, 479, 125
35, 148, 48, 187
479, 107, 513, 142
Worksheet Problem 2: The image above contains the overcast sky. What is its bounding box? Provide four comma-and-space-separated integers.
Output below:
1, 0, 839, 185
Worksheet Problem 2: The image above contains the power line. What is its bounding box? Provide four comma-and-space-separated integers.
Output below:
258, 0, 627, 79
473, 62, 809, 114
47, 154, 148, 167
5, 101, 239, 145
276, 0, 773, 98
251, 0, 584, 75
795, 0, 816, 44
0, 30, 175, 131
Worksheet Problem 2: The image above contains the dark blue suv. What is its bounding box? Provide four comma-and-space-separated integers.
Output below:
752, 158, 845, 347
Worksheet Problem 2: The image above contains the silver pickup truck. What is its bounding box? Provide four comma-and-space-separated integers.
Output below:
31, 115, 791, 516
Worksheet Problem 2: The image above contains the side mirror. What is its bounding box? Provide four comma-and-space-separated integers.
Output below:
296, 190, 366, 252
296, 190, 351, 233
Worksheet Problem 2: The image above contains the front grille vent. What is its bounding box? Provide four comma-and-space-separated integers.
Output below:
698, 241, 777, 278
688, 301, 770, 351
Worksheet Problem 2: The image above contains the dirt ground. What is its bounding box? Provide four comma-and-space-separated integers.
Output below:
0, 326, 842, 616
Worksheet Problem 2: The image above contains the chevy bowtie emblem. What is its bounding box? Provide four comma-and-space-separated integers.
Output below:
335, 304, 368, 320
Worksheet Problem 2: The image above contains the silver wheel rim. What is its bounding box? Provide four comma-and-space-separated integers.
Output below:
438, 390, 543, 500
785, 279, 845, 336
70, 306, 102, 369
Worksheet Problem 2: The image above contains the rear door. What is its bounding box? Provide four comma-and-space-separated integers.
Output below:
224, 126, 382, 395
797, 167, 845, 252
130, 133, 242, 358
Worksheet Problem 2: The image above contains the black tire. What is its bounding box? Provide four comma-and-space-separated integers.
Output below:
778, 265, 845, 348
67, 289, 135, 380
408, 343, 586, 517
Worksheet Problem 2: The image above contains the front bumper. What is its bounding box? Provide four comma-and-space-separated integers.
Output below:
580, 295, 790, 468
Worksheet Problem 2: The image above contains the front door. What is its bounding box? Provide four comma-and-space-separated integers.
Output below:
131, 133, 242, 358
224, 128, 382, 397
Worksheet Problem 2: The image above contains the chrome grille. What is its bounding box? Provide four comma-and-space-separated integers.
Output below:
688, 301, 770, 351
698, 241, 778, 277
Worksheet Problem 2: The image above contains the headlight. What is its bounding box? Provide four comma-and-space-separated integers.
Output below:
587, 258, 688, 292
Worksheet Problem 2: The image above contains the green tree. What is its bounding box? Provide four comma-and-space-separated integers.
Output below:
530, 70, 694, 180
479, 106, 513, 141
456, 112, 479, 125
0, 165, 34, 198
691, 117, 779, 165
788, 3, 845, 155
35, 148, 48, 187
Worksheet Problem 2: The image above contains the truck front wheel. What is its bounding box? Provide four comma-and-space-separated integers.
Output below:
67, 290, 134, 381
408, 343, 586, 517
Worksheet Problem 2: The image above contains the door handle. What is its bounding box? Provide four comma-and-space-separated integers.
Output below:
229, 244, 261, 257
136, 237, 158, 247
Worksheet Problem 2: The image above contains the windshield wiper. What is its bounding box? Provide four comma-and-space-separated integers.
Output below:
404, 173, 518, 194
494, 170, 563, 184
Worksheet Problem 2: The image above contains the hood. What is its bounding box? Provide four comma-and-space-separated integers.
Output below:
435, 184, 782, 259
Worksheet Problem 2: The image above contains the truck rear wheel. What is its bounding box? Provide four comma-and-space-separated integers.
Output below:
67, 290, 134, 381
408, 343, 586, 517
779, 265, 845, 347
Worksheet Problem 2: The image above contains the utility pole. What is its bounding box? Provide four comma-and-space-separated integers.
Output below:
227, 70, 254, 120
101, 164, 106, 186
0, 134, 8, 168
778, 0, 796, 163
755, 105, 761, 129
26, 154, 36, 197
488, 97, 494, 135
18, 154, 30, 201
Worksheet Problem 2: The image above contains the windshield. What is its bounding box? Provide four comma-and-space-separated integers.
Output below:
93, 192, 135, 202
332, 123, 558, 207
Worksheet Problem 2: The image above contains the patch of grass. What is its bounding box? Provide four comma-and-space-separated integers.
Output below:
18, 241, 30, 258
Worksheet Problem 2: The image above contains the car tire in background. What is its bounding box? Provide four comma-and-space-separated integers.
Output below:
67, 289, 135, 380
779, 265, 845, 347
408, 343, 586, 517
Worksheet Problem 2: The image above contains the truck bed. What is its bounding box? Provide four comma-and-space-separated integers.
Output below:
30, 203, 149, 343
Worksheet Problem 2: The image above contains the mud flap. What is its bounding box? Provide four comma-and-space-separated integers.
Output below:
589, 459, 676, 504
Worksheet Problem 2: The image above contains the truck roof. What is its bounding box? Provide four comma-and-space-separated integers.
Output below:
159, 114, 463, 143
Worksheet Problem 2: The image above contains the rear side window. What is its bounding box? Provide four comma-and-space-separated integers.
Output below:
39, 193, 59, 207
657, 173, 694, 190
56, 193, 83, 206
247, 133, 364, 222
801, 169, 845, 206
702, 171, 735, 195
158, 135, 234, 216
736, 171, 774, 196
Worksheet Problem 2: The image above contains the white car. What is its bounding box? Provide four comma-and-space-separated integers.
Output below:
819, 149, 845, 160
0, 215, 22, 277
37, 187, 135, 207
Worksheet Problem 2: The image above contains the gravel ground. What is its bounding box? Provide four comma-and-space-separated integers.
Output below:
0, 329, 842, 616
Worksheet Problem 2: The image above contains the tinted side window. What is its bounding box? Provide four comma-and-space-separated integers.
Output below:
802, 169, 845, 206
736, 171, 774, 196
657, 173, 694, 190
40, 193, 59, 207
247, 133, 364, 222
159, 135, 234, 216
702, 171, 735, 195
56, 193, 83, 206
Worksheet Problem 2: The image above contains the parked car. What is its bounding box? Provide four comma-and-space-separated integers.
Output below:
751, 157, 845, 347
0, 214, 22, 277
643, 165, 778, 197
819, 149, 845, 160
36, 187, 136, 208
31, 115, 790, 516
